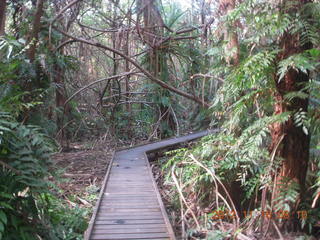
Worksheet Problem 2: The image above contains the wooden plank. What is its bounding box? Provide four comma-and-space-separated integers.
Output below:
105, 191, 154, 198
102, 195, 158, 200
96, 215, 163, 220
95, 219, 165, 225
110, 172, 150, 175
93, 227, 167, 234
106, 184, 153, 187
106, 187, 154, 191
106, 181, 152, 185
93, 224, 167, 229
106, 178, 151, 182
97, 212, 163, 217
99, 204, 160, 208
100, 203, 159, 210
110, 171, 149, 174
100, 198, 158, 202
101, 198, 158, 203
91, 232, 169, 239
97, 208, 161, 212
108, 176, 151, 179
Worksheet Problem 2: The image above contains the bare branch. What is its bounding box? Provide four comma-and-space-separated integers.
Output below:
51, 0, 83, 24
54, 27, 210, 108
64, 71, 138, 106
55, 39, 77, 51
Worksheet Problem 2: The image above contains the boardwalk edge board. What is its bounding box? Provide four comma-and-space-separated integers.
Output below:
144, 151, 176, 240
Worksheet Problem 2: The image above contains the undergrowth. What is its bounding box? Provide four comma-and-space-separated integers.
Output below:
0, 112, 89, 240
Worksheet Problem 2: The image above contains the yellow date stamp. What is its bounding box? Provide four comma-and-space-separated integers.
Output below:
210, 210, 308, 220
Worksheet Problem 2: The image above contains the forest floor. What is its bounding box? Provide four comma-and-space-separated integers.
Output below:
51, 140, 115, 209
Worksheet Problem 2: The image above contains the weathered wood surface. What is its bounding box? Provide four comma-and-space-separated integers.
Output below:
85, 130, 213, 240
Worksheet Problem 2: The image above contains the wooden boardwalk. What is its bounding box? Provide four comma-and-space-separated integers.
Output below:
85, 130, 212, 240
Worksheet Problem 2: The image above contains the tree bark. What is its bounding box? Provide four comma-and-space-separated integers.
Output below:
27, 0, 46, 62
138, 0, 176, 137
219, 0, 240, 65
270, 0, 312, 209
0, 0, 6, 36
271, 36, 311, 190
125, 11, 132, 137
219, 0, 243, 213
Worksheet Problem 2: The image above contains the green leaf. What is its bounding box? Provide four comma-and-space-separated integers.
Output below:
0, 202, 13, 210
0, 211, 7, 225
10, 215, 18, 230
0, 222, 4, 232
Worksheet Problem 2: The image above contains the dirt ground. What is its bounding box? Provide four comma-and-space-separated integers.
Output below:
51, 141, 115, 207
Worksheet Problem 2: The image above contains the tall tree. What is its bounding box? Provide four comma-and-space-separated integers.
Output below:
138, 0, 176, 137
270, 0, 312, 200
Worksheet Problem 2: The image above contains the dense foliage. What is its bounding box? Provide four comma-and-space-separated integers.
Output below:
0, 2, 88, 239
161, 0, 320, 238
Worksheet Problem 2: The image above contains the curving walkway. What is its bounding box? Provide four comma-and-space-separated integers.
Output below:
85, 130, 213, 240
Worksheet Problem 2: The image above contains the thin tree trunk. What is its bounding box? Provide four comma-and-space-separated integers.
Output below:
27, 0, 46, 62
125, 9, 132, 137
0, 0, 6, 36
218, 0, 243, 213
110, 0, 120, 135
220, 0, 240, 65
138, 0, 176, 138
55, 64, 68, 144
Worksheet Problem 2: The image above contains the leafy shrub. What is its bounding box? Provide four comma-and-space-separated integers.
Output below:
0, 112, 88, 239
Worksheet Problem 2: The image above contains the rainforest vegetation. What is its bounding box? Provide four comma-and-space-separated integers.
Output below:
0, 0, 320, 239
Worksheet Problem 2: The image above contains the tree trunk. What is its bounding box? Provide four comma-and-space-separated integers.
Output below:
125, 11, 132, 137
219, 0, 243, 213
0, 0, 6, 36
219, 0, 240, 66
270, 0, 312, 214
138, 0, 176, 138
271, 36, 311, 195
55, 64, 69, 146
27, 0, 46, 62
110, 0, 120, 135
